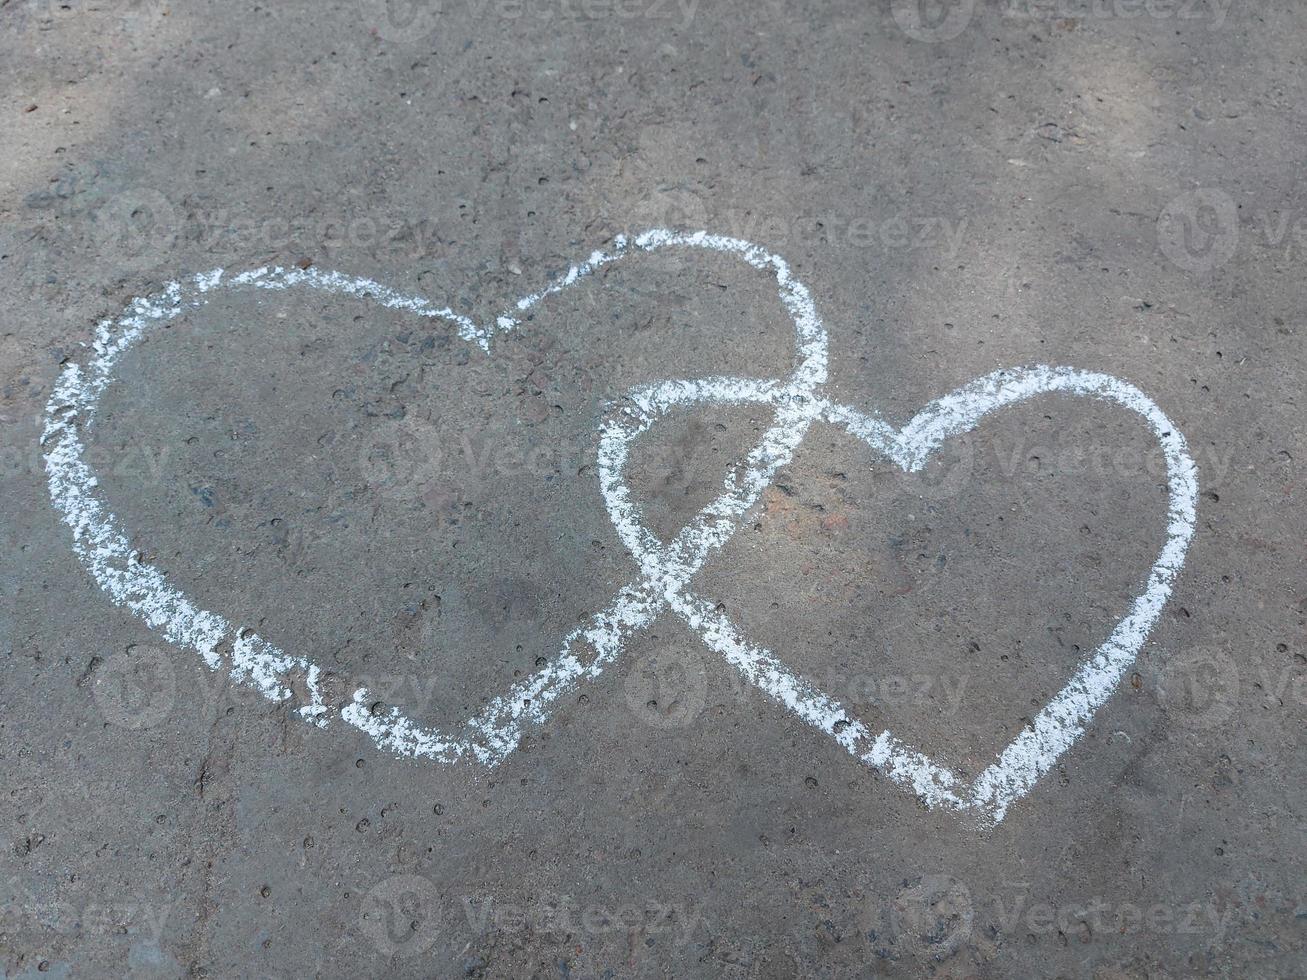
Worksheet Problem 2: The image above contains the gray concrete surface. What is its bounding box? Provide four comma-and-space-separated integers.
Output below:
2, 0, 1305, 976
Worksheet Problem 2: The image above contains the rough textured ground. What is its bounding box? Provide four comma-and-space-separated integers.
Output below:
2, 0, 1305, 977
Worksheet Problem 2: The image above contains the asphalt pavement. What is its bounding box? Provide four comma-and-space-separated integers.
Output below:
1, 0, 1304, 976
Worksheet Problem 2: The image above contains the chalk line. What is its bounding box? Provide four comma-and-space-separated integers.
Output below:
44, 229, 1197, 824
602, 367, 1197, 824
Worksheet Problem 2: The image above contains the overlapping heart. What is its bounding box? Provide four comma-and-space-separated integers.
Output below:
43, 230, 1197, 824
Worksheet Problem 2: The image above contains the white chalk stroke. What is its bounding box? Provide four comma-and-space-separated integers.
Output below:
43, 230, 1198, 824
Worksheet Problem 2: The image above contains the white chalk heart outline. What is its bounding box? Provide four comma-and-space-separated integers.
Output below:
43, 230, 1197, 825
599, 364, 1198, 824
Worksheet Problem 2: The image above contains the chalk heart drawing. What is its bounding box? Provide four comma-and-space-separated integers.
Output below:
43, 229, 1198, 825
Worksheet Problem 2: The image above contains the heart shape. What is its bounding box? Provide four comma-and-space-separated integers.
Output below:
43, 232, 823, 763
598, 365, 1198, 825
44, 230, 1197, 825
